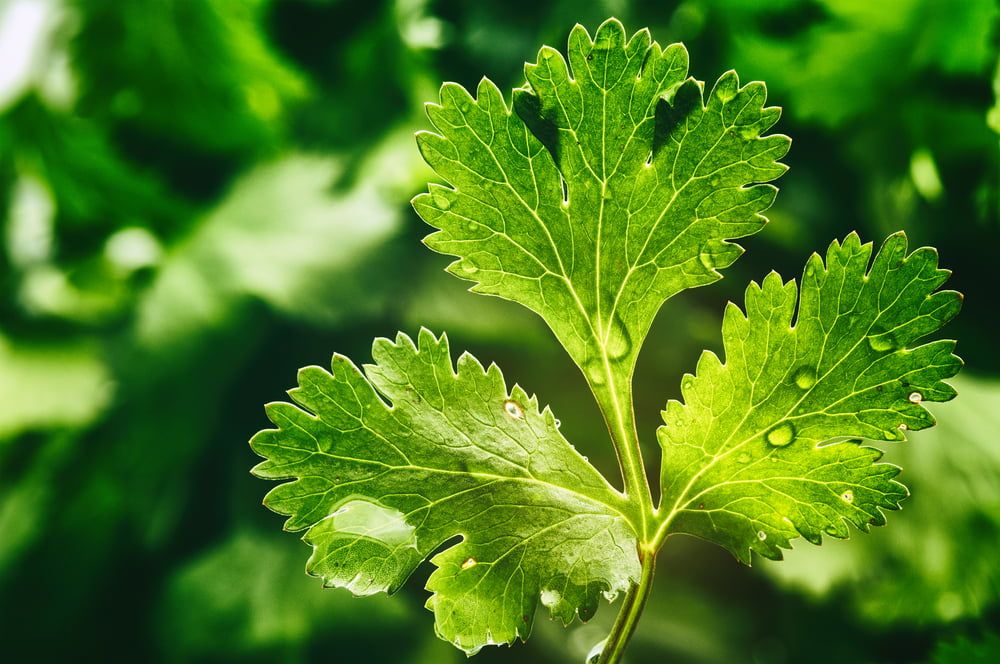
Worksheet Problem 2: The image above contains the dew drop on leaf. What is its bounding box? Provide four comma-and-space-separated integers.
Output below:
697, 243, 718, 270
867, 331, 897, 352
432, 192, 451, 210
898, 422, 908, 431
539, 588, 561, 608
765, 421, 795, 447
737, 452, 750, 464
841, 490, 854, 503
604, 317, 632, 361
908, 391, 923, 403
586, 637, 608, 664
884, 427, 905, 441
793, 366, 817, 390
503, 399, 524, 419
757, 530, 767, 541
461, 557, 477, 570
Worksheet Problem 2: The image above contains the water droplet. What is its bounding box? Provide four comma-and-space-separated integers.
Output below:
554, 418, 561, 428
539, 588, 561, 608
908, 392, 923, 403
458, 100, 472, 113
586, 637, 608, 664
432, 192, 451, 210
867, 331, 897, 352
461, 262, 479, 275
461, 557, 477, 570
604, 317, 632, 361
584, 359, 607, 387
582, 455, 589, 461
541, 49, 555, 60
682, 376, 694, 392
884, 427, 905, 441
504, 399, 524, 419
824, 525, 840, 536
466, 221, 477, 231
782, 516, 794, 525
757, 530, 767, 541
765, 421, 796, 447
841, 490, 854, 503
793, 366, 817, 390
737, 452, 751, 464
710, 174, 721, 187
898, 423, 908, 431
698, 244, 718, 270
326, 500, 416, 550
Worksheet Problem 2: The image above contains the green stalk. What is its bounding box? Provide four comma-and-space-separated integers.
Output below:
588, 360, 654, 535
596, 548, 656, 664
588, 349, 658, 663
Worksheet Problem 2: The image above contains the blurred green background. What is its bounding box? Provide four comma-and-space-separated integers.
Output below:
1, 0, 998, 662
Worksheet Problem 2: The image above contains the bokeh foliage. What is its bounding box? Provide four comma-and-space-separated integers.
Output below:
0, 1, 997, 661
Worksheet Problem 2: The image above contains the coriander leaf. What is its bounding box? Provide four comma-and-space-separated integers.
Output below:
412, 18, 790, 382
658, 233, 962, 563
250, 329, 639, 655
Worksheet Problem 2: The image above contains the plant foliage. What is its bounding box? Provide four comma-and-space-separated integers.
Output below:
251, 18, 961, 661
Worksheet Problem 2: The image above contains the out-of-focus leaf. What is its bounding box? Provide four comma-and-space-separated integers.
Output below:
0, 332, 112, 438
73, 0, 307, 154
931, 632, 1000, 664
134, 125, 425, 349
157, 530, 416, 658
764, 375, 1000, 624
0, 96, 182, 241
715, 0, 999, 126
0, 433, 75, 571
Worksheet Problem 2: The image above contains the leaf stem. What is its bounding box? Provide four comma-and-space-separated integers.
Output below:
588, 351, 657, 662
596, 547, 656, 664
589, 364, 654, 535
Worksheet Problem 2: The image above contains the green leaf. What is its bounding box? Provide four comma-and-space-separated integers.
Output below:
658, 233, 962, 562
764, 375, 1000, 625
412, 18, 789, 382
250, 329, 639, 655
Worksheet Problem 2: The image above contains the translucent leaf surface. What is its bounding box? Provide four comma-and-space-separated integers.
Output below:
251, 329, 639, 654
765, 375, 1000, 624
658, 233, 962, 562
413, 18, 789, 381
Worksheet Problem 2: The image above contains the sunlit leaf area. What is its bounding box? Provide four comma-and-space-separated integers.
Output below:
1, 1, 998, 662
